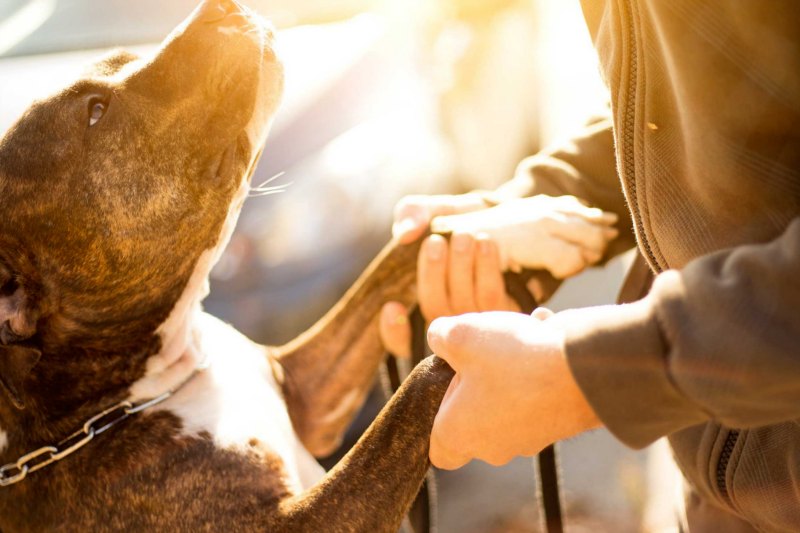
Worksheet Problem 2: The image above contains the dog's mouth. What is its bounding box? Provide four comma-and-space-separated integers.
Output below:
206, 2, 283, 188
213, 141, 240, 184
212, 139, 262, 190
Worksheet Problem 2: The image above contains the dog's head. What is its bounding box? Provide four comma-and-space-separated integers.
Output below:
0, 0, 282, 409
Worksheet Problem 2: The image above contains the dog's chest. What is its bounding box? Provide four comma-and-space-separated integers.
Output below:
154, 313, 324, 493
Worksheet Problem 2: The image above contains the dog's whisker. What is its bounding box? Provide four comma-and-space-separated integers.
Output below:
251, 171, 286, 190
247, 171, 292, 198
251, 184, 291, 193
249, 183, 293, 193
247, 188, 290, 198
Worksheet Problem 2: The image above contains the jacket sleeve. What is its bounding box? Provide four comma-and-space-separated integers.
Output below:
484, 114, 637, 260
562, 217, 800, 448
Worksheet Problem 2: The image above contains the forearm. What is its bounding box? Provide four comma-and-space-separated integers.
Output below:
560, 218, 800, 448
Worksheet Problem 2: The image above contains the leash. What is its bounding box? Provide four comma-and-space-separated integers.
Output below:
382, 269, 564, 533
504, 271, 564, 533
0, 366, 204, 487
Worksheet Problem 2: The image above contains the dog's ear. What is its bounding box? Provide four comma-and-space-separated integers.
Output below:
0, 274, 38, 345
0, 267, 42, 410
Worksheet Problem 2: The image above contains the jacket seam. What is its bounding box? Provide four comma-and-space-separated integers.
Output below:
618, 0, 664, 273
628, 0, 669, 271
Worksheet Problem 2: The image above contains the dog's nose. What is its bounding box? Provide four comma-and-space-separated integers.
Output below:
200, 0, 242, 24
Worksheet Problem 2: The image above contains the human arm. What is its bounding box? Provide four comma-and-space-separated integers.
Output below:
426, 218, 800, 469
563, 217, 800, 448
425, 308, 601, 469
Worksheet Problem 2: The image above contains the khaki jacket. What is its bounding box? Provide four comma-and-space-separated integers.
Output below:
492, 1, 800, 530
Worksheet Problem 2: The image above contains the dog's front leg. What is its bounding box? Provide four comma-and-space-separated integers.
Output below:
272, 238, 423, 457
270, 356, 453, 533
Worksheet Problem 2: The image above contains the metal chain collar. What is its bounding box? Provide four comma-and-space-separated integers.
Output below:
0, 369, 202, 488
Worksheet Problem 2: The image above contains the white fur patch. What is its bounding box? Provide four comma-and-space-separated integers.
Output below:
0, 426, 8, 454
156, 313, 324, 492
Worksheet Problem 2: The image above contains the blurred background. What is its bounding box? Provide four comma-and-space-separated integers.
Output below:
0, 0, 678, 531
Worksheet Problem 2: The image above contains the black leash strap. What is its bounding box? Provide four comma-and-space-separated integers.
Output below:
504, 271, 564, 533
383, 270, 564, 533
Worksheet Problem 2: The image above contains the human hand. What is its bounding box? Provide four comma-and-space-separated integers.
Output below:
381, 232, 521, 357
429, 195, 618, 276
425, 309, 601, 469
391, 192, 490, 244
380, 194, 618, 357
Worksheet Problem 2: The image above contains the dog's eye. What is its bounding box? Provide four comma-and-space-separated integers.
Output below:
88, 100, 107, 127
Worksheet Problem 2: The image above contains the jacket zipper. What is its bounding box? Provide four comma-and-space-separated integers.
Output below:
716, 429, 739, 502
621, 0, 661, 273
623, 0, 738, 511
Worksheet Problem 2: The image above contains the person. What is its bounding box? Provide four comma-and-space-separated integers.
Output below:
378, 1, 800, 531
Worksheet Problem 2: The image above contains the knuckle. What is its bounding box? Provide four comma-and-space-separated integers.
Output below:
588, 226, 606, 247
394, 195, 425, 218
445, 321, 475, 345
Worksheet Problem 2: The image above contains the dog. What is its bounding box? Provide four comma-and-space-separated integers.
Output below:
0, 1, 454, 530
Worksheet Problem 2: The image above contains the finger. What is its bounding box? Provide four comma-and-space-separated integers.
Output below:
427, 315, 466, 369
481, 452, 515, 467
531, 307, 554, 320
474, 236, 518, 312
394, 194, 488, 243
527, 277, 544, 302
379, 302, 412, 358
581, 247, 603, 265
430, 430, 472, 470
427, 313, 488, 371
430, 211, 478, 236
418, 235, 452, 321
545, 240, 588, 279
448, 233, 478, 314
392, 198, 431, 244
553, 196, 618, 225
547, 215, 619, 253
430, 378, 472, 470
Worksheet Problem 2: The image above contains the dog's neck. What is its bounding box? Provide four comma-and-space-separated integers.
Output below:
0, 313, 204, 463
1, 261, 215, 462
128, 262, 213, 403
129, 306, 205, 402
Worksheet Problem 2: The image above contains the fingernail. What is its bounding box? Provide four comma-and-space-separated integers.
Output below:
393, 217, 418, 238
476, 233, 492, 255
603, 228, 619, 239
393, 314, 408, 326
426, 235, 444, 260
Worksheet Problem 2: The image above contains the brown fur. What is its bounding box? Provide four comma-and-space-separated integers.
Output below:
0, 1, 452, 531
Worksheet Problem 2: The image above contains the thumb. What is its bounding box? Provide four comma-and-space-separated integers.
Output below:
392, 203, 430, 244
427, 315, 476, 371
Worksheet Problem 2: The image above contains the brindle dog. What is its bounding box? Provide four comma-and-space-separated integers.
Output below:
0, 1, 454, 531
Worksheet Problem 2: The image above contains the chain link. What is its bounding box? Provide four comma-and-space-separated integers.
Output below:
0, 372, 199, 487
